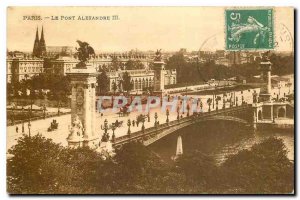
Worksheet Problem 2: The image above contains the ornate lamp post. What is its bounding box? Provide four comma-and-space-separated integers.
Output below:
166, 108, 169, 123
222, 93, 226, 109
216, 96, 221, 111
11, 104, 15, 125
101, 119, 109, 142
58, 102, 61, 116
212, 93, 215, 109
177, 106, 180, 121
141, 116, 145, 132
27, 107, 31, 133
28, 120, 31, 137
154, 112, 158, 127
207, 98, 212, 112
200, 101, 203, 113
28, 104, 32, 122
111, 123, 116, 142
21, 106, 24, 133
147, 93, 151, 122
127, 119, 131, 136
43, 104, 46, 119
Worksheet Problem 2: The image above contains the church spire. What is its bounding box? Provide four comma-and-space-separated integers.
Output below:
32, 26, 40, 57
40, 26, 45, 40
35, 26, 39, 41
39, 26, 47, 57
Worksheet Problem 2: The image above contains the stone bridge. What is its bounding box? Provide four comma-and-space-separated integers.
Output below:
112, 104, 253, 148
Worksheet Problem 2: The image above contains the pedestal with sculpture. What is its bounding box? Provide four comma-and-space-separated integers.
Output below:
259, 51, 272, 102
66, 40, 99, 149
152, 49, 166, 102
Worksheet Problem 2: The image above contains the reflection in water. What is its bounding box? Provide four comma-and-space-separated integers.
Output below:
149, 121, 294, 165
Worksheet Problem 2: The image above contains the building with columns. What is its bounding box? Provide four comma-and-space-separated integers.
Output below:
106, 69, 176, 92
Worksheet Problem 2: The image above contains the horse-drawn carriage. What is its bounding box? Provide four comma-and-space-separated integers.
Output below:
110, 120, 123, 128
48, 119, 59, 132
117, 106, 130, 117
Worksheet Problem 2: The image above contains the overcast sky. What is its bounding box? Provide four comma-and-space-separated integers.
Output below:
7, 7, 294, 52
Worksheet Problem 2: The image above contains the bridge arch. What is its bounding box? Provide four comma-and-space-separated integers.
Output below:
113, 105, 252, 147
199, 115, 249, 124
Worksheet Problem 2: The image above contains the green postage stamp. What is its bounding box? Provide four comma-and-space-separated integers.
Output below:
225, 8, 274, 50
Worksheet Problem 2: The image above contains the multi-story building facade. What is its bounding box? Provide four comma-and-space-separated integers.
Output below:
7, 27, 176, 91
45, 57, 78, 75
44, 53, 152, 76
7, 55, 44, 83
89, 52, 151, 71
6, 58, 13, 83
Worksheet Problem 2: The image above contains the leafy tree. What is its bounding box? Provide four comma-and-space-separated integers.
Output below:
112, 142, 186, 193
269, 54, 294, 75
219, 137, 294, 194
6, 135, 294, 194
122, 71, 133, 93
7, 83, 13, 97
176, 150, 218, 190
166, 53, 294, 85
7, 134, 107, 194
7, 134, 65, 193
97, 70, 110, 95
134, 60, 144, 69
112, 81, 117, 94
111, 57, 121, 71
125, 60, 144, 70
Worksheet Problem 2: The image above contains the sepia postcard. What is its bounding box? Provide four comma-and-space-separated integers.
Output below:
6, 7, 294, 194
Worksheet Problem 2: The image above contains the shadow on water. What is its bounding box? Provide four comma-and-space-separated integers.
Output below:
148, 121, 294, 165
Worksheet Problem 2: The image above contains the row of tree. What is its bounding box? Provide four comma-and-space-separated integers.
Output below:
7, 135, 294, 194
165, 53, 294, 84
7, 74, 71, 102
8, 69, 135, 100
97, 70, 133, 95
103, 57, 146, 72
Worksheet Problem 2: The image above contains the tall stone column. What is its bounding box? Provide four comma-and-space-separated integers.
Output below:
153, 61, 165, 92
259, 54, 272, 102
267, 70, 272, 95
67, 63, 98, 148
152, 49, 165, 93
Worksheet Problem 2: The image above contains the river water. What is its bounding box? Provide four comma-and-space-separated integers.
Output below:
148, 121, 294, 165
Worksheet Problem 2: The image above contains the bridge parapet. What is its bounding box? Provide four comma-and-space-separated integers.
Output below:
113, 104, 252, 148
